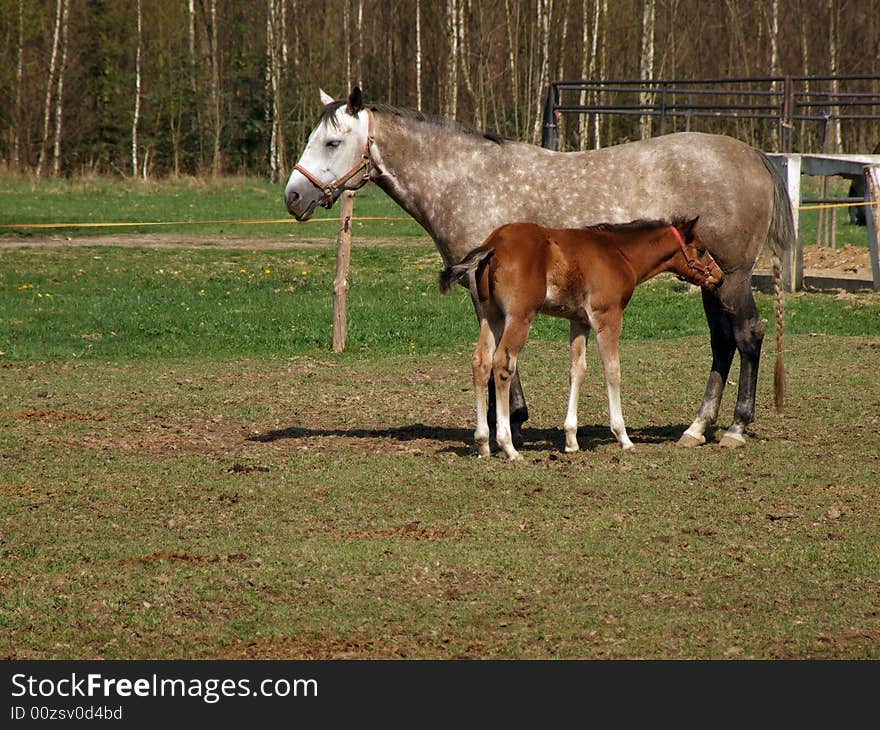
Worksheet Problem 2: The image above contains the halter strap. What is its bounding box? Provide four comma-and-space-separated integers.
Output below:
293, 111, 375, 207
669, 225, 721, 288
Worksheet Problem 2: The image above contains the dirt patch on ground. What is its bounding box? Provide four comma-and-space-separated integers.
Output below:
757, 243, 872, 272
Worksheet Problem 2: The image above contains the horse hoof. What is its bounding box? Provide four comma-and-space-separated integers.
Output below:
621, 442, 635, 452
677, 432, 706, 448
506, 451, 523, 462
564, 444, 580, 454
719, 432, 746, 448
476, 444, 491, 458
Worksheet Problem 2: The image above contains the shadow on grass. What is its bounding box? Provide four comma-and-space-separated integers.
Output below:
248, 421, 696, 455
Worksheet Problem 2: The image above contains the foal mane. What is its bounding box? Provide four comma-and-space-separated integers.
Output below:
584, 218, 679, 234
319, 99, 508, 145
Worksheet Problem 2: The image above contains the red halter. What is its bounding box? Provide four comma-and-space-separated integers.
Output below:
669, 225, 721, 288
293, 112, 375, 207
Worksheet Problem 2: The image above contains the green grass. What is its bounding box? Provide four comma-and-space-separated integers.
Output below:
0, 176, 424, 239
2, 244, 879, 362
1, 336, 878, 659
0, 176, 878, 660
0, 174, 875, 250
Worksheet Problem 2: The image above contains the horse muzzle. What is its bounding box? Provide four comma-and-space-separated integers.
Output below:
284, 178, 322, 221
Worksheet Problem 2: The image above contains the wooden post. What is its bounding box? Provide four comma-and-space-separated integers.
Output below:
779, 154, 803, 292
332, 191, 355, 352
863, 165, 880, 291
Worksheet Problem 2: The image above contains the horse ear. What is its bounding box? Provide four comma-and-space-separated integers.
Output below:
319, 88, 335, 106
346, 86, 364, 115
680, 215, 700, 242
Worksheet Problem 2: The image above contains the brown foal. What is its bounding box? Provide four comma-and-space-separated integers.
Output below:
440, 217, 723, 460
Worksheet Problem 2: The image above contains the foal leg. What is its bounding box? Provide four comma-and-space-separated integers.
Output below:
564, 320, 590, 453
493, 315, 532, 461
469, 277, 527, 449
472, 317, 497, 457
719, 279, 764, 448
678, 287, 736, 447
593, 312, 634, 451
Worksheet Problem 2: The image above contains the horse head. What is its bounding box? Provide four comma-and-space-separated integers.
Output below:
674, 216, 724, 291
284, 87, 374, 221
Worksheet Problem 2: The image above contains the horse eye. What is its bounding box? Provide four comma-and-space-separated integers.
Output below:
325, 140, 342, 148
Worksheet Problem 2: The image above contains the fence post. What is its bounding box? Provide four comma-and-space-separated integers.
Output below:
863, 164, 880, 290
332, 190, 356, 352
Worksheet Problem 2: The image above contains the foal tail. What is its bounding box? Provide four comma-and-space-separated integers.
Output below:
439, 246, 494, 294
758, 151, 795, 412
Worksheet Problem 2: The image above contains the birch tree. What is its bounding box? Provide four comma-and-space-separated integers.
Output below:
266, 0, 285, 181
51, 0, 70, 177
36, 0, 63, 179
828, 0, 842, 152
209, 0, 221, 175
445, 0, 459, 119
532, 0, 553, 144
132, 0, 143, 177
415, 0, 423, 110
12, 0, 23, 170
639, 0, 656, 139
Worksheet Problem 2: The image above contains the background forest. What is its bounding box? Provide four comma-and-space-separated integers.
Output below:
1, 0, 878, 181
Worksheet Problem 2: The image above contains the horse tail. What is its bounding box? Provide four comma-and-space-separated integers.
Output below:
757, 150, 795, 412
439, 246, 495, 294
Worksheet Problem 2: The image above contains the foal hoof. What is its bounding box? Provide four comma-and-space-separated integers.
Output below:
677, 432, 706, 448
719, 432, 746, 448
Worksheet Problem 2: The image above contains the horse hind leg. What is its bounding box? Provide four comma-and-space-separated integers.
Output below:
472, 317, 498, 457
678, 287, 737, 447
564, 321, 590, 453
468, 275, 527, 450
719, 282, 764, 448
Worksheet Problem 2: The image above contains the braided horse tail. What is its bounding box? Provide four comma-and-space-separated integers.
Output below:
757, 151, 796, 412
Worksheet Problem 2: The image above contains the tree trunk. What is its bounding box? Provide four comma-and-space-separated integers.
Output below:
828, 0, 842, 152
415, 0, 422, 110
503, 0, 520, 138
36, 0, 63, 179
356, 0, 364, 89
51, 0, 69, 177
210, 0, 221, 176
132, 0, 142, 178
593, 0, 606, 149
638, 0, 656, 140
446, 0, 459, 119
532, 0, 553, 144
344, 0, 351, 91
12, 0, 24, 171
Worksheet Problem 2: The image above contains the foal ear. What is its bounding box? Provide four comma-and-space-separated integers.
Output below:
346, 86, 364, 115
319, 88, 335, 106
680, 215, 700, 242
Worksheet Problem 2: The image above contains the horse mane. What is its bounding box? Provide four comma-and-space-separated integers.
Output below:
319, 99, 509, 145
584, 217, 689, 234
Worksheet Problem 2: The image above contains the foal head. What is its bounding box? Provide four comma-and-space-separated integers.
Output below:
670, 217, 723, 291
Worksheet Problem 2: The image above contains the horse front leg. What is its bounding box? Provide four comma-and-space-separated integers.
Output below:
678, 287, 736, 447
564, 320, 590, 452
492, 315, 532, 461
593, 312, 634, 451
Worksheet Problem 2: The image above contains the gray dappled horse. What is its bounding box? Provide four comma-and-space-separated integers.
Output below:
285, 87, 793, 449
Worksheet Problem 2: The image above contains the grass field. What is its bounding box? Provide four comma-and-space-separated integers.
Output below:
1, 177, 879, 659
